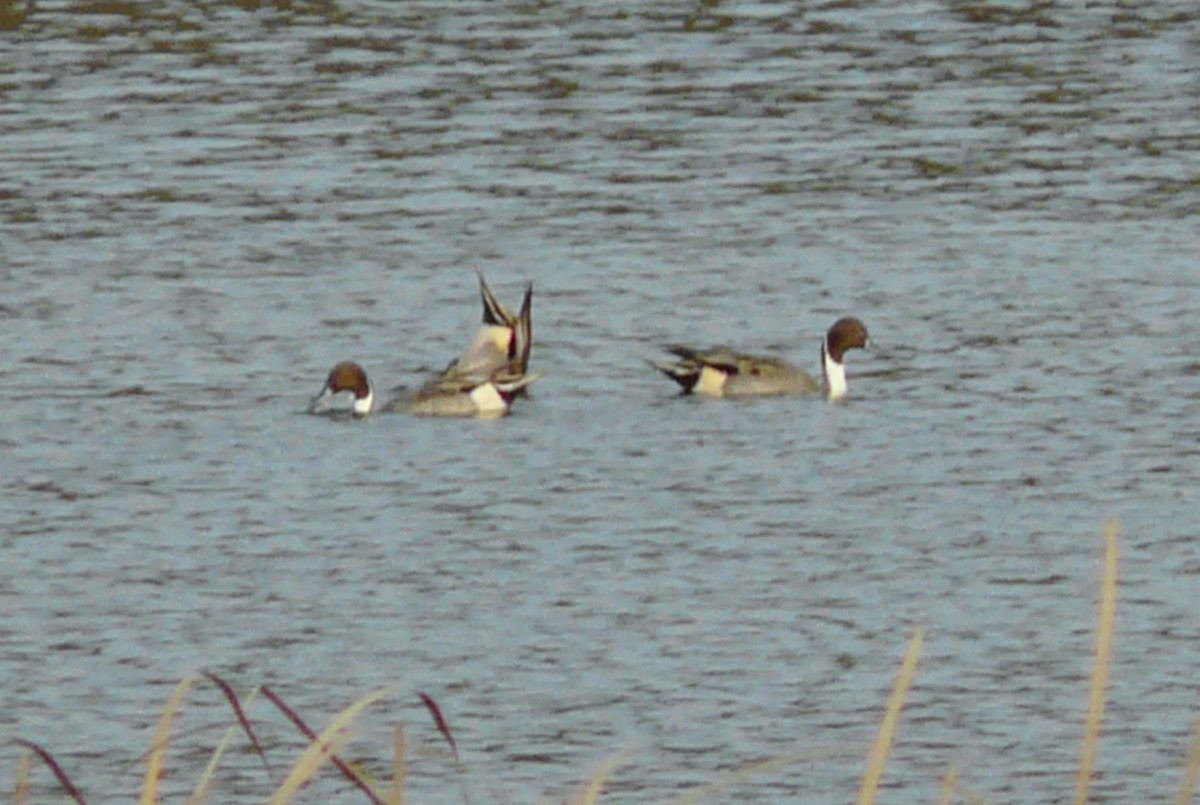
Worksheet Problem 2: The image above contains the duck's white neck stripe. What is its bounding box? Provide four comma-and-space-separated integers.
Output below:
354, 385, 375, 416
822, 339, 847, 401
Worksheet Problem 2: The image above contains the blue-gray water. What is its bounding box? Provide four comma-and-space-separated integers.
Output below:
3, 2, 1199, 802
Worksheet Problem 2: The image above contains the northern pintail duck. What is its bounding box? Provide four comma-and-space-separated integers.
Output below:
448, 272, 533, 377
390, 365, 542, 418
309, 359, 540, 419
651, 317, 870, 400
309, 360, 375, 416
309, 275, 538, 420
385, 272, 539, 416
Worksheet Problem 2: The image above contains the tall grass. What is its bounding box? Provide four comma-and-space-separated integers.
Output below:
140, 674, 196, 805
857, 626, 924, 805
267, 688, 388, 805
1177, 717, 1200, 805
11, 520, 1199, 803
1072, 519, 1118, 805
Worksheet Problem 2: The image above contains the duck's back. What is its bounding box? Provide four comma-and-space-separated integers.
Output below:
722, 353, 819, 396
669, 346, 820, 397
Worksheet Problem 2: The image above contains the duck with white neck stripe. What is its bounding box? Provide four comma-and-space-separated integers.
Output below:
650, 317, 870, 401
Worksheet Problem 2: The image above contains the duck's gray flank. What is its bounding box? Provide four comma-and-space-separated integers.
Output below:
651, 317, 869, 400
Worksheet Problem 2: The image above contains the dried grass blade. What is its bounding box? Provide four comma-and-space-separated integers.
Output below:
12, 739, 87, 805
937, 764, 994, 805
13, 743, 88, 805
937, 764, 957, 805
202, 672, 272, 779
667, 743, 863, 805
14, 746, 32, 805
261, 685, 378, 798
567, 751, 624, 805
952, 781, 993, 805
856, 626, 924, 805
185, 686, 264, 805
267, 727, 355, 805
264, 686, 388, 805
1174, 716, 1200, 805
261, 685, 312, 739
1072, 520, 1118, 805
267, 688, 389, 805
389, 722, 405, 805
140, 674, 199, 805
417, 692, 459, 763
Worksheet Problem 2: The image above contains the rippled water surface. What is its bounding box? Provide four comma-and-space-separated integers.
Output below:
3, 1, 1200, 802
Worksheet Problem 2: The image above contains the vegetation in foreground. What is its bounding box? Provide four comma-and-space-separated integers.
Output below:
10, 522, 1200, 804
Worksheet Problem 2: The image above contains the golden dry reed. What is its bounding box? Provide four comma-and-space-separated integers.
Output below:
23, 520, 1200, 805
389, 722, 406, 805
1176, 716, 1200, 805
665, 743, 865, 805
856, 626, 924, 805
943, 775, 992, 805
186, 686, 264, 805
1072, 519, 1118, 805
12, 748, 31, 805
937, 764, 957, 805
268, 687, 389, 805
938, 765, 997, 805
139, 673, 200, 805
567, 751, 626, 805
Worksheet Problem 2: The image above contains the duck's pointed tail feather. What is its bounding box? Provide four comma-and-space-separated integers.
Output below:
514, 282, 533, 374
477, 270, 509, 327
646, 358, 699, 393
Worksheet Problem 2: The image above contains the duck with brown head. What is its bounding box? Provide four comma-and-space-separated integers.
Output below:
310, 358, 541, 419
650, 317, 870, 401
310, 272, 541, 419
308, 360, 375, 417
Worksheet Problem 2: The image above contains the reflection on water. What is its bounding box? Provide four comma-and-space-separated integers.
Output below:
3, 2, 1199, 802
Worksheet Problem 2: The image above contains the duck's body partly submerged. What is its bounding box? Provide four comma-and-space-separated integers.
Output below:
389, 366, 541, 418
654, 346, 822, 396
310, 273, 538, 420
651, 317, 870, 401
309, 360, 540, 419
392, 271, 538, 417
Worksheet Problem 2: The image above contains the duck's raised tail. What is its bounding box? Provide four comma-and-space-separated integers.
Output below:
646, 357, 700, 394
